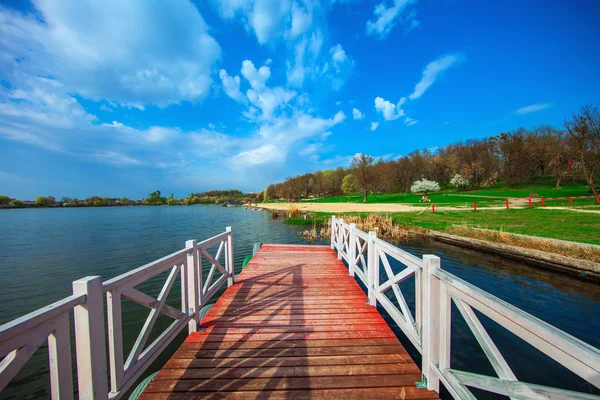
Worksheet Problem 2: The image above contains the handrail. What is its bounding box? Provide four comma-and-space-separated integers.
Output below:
330, 216, 600, 399
0, 227, 235, 400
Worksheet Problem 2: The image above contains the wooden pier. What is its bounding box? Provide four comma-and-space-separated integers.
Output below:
139, 244, 438, 399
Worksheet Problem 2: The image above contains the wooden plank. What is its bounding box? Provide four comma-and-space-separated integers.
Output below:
154, 363, 421, 379
139, 386, 439, 400
175, 338, 403, 350
141, 244, 436, 399
165, 354, 411, 367
143, 374, 423, 392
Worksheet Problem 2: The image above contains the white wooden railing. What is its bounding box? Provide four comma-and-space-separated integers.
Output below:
331, 217, 600, 400
0, 227, 234, 400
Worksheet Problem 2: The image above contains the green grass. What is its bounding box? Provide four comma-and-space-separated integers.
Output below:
314, 208, 600, 245
306, 182, 594, 206
284, 217, 326, 226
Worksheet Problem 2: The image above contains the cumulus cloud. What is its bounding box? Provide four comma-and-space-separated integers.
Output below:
219, 69, 247, 103
366, 0, 419, 39
0, 1, 221, 107
370, 122, 379, 131
374, 96, 406, 121
241, 60, 272, 90
409, 54, 462, 100
515, 103, 553, 115
352, 108, 364, 120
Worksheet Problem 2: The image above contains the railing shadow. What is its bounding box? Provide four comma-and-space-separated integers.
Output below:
169, 257, 313, 395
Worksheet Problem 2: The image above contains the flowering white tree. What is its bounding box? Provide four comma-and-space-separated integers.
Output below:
410, 179, 440, 194
450, 174, 470, 190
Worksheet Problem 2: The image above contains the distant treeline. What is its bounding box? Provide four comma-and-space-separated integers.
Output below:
0, 189, 263, 209
264, 104, 600, 202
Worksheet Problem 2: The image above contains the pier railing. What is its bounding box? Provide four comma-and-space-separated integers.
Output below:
0, 227, 234, 400
331, 216, 600, 400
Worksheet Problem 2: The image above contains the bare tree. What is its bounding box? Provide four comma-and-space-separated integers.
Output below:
565, 104, 600, 196
350, 153, 374, 202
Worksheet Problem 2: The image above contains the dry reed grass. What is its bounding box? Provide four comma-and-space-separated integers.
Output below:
287, 205, 302, 218
446, 226, 600, 263
300, 214, 429, 242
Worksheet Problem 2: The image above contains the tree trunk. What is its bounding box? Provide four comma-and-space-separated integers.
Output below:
588, 177, 598, 197
555, 175, 562, 189
363, 190, 368, 203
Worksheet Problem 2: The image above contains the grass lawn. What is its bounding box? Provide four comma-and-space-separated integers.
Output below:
305, 182, 594, 206
312, 208, 600, 244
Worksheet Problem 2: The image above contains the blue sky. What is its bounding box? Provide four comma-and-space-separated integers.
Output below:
1, 0, 599, 199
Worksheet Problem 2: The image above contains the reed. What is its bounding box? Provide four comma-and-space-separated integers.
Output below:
300, 214, 429, 242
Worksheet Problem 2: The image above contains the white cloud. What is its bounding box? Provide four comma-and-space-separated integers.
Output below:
286, 31, 329, 88
374, 96, 406, 121
241, 60, 271, 90
100, 104, 113, 112
219, 69, 247, 103
289, 1, 313, 39
246, 87, 296, 121
213, 0, 321, 45
352, 108, 364, 120
409, 54, 462, 100
0, 1, 221, 107
335, 101, 342, 106
93, 151, 144, 166
232, 144, 286, 167
124, 102, 145, 111
404, 116, 418, 126
366, 0, 419, 39
515, 103, 553, 115
298, 143, 322, 156
330, 44, 347, 66
370, 122, 379, 131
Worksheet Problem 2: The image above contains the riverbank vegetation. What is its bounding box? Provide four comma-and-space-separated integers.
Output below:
288, 208, 600, 245
291, 211, 600, 261
0, 190, 263, 209
264, 104, 600, 203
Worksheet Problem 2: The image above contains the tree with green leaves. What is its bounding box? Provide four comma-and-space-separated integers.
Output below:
144, 190, 166, 205
166, 193, 177, 205
35, 196, 49, 206
0, 195, 10, 206
341, 174, 359, 201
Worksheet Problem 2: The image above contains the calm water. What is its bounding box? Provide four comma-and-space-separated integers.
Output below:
0, 206, 598, 399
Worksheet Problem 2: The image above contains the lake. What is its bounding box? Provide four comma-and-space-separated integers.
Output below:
0, 206, 598, 399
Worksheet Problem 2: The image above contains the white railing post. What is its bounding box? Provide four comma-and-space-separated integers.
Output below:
348, 223, 357, 277
106, 289, 123, 395
72, 276, 109, 400
186, 239, 200, 334
367, 231, 378, 306
337, 219, 344, 260
48, 313, 74, 400
422, 255, 441, 392
226, 227, 234, 287
330, 216, 336, 250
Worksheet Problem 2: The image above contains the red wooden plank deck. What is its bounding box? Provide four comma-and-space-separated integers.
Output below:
140, 244, 438, 399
